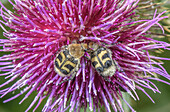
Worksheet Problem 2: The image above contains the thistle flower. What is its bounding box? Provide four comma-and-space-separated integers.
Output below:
0, 0, 169, 112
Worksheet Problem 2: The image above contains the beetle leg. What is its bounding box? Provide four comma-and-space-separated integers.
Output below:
57, 72, 76, 86
101, 75, 112, 83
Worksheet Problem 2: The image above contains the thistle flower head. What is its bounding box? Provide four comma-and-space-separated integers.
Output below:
0, 0, 170, 112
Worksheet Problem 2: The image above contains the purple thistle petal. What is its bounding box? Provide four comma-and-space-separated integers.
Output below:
136, 86, 155, 103
33, 96, 46, 112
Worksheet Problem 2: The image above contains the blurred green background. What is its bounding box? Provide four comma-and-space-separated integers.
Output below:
0, 0, 169, 112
